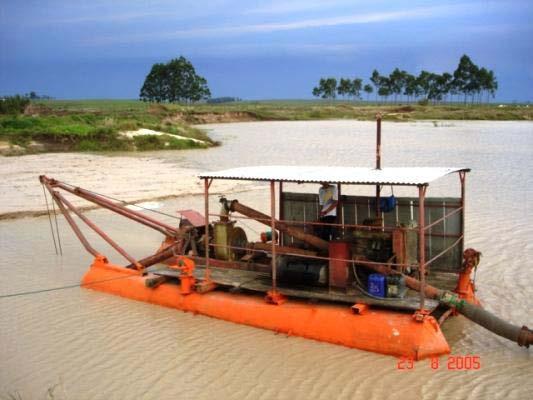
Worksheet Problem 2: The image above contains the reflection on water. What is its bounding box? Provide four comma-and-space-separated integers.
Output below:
1, 121, 532, 399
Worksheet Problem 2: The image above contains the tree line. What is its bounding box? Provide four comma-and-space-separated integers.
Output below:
312, 55, 498, 104
206, 96, 242, 104
0, 95, 30, 114
0, 91, 54, 115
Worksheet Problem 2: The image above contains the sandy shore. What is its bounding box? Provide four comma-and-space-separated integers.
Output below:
120, 128, 209, 144
0, 152, 247, 219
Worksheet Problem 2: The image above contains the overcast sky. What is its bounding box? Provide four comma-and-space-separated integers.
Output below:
1, 0, 531, 101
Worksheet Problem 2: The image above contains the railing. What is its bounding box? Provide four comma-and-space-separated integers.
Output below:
206, 201, 464, 278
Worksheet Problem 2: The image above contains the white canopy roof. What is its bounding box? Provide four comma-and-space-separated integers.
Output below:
199, 166, 469, 186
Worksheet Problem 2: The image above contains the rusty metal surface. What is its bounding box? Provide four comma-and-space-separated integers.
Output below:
199, 166, 470, 186
178, 209, 206, 227
228, 199, 329, 250
328, 241, 350, 289
56, 191, 142, 269
40, 176, 177, 237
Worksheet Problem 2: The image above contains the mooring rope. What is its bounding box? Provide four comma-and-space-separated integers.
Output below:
51, 194, 63, 255
0, 273, 140, 299
42, 184, 59, 255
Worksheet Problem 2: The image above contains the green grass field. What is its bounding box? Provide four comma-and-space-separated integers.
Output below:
0, 99, 530, 156
32, 99, 533, 121
0, 100, 215, 155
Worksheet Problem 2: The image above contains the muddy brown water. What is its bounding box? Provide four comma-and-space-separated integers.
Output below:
1, 120, 532, 399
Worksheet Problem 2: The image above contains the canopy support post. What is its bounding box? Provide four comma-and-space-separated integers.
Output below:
459, 171, 466, 255
266, 180, 285, 304
204, 178, 211, 270
418, 184, 428, 312
278, 181, 284, 245
271, 180, 277, 292
375, 114, 382, 217
338, 183, 343, 238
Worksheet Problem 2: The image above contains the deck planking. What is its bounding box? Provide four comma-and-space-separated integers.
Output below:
153, 265, 439, 312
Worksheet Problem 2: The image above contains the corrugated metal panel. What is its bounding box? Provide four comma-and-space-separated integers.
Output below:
199, 166, 469, 186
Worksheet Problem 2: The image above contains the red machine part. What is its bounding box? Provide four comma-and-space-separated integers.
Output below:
328, 241, 350, 289
168, 256, 196, 295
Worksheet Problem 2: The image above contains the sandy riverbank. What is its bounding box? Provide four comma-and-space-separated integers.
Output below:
0, 152, 251, 219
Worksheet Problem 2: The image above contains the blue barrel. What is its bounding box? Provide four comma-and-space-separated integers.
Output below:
368, 274, 386, 298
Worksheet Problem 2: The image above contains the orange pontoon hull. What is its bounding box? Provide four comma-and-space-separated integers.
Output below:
82, 258, 450, 360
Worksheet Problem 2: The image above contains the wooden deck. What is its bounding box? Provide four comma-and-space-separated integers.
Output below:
153, 265, 439, 312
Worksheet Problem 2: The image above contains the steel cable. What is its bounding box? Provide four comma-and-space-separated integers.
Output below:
0, 274, 139, 299
42, 184, 59, 254
57, 180, 180, 221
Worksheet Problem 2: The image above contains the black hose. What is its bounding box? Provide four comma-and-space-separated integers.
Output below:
439, 291, 532, 348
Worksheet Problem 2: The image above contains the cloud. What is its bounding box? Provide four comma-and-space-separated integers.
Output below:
242, 0, 354, 15
458, 23, 531, 35
187, 42, 370, 57
86, 3, 476, 45
43, 0, 233, 24
49, 11, 170, 24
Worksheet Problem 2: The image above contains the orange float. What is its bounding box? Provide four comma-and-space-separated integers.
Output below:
83, 256, 450, 360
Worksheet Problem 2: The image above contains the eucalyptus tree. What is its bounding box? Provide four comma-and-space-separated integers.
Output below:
389, 68, 407, 102
363, 84, 373, 101
403, 73, 419, 103
485, 69, 498, 102
399, 70, 411, 102
436, 72, 453, 103
448, 74, 460, 103
416, 70, 433, 101
454, 57, 498, 104
312, 83, 322, 98
337, 78, 352, 99
313, 78, 338, 100
475, 67, 498, 103
370, 70, 381, 101
426, 73, 442, 103
423, 72, 453, 104
349, 78, 363, 100
453, 54, 480, 104
377, 75, 392, 103
378, 86, 391, 102
475, 67, 487, 103
466, 65, 481, 104
324, 78, 338, 99
312, 54, 497, 105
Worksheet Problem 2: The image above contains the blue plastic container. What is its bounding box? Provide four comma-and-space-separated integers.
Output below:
368, 274, 386, 298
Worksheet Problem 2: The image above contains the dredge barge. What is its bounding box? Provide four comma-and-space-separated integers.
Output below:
40, 117, 532, 359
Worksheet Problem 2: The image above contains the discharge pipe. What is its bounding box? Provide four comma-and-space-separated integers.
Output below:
356, 258, 533, 348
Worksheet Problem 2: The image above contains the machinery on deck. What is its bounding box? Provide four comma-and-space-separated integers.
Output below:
39, 116, 532, 359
